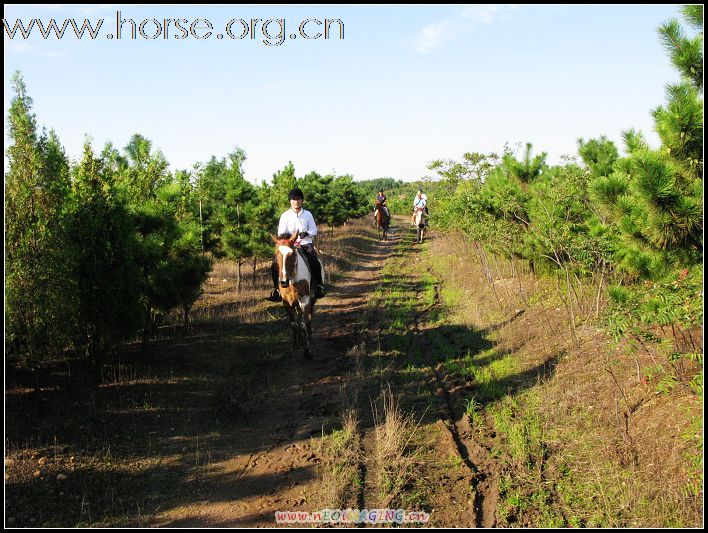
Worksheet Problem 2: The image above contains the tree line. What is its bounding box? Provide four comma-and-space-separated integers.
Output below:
422, 6, 703, 393
4, 75, 400, 376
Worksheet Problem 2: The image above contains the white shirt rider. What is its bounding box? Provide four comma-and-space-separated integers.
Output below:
278, 208, 318, 245
414, 192, 427, 210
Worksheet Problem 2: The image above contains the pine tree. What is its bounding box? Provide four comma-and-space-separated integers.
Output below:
501, 142, 547, 185
5, 72, 73, 368
658, 5, 703, 90
109, 134, 205, 343
270, 162, 298, 212
299, 171, 332, 228
219, 149, 256, 290
245, 182, 279, 285
70, 140, 142, 370
330, 175, 359, 227
118, 134, 169, 198
194, 156, 228, 255
590, 6, 703, 279
578, 136, 619, 178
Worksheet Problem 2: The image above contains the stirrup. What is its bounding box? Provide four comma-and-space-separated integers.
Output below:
266, 289, 282, 302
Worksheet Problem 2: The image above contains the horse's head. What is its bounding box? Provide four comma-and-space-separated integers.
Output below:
375, 198, 383, 208
272, 232, 299, 288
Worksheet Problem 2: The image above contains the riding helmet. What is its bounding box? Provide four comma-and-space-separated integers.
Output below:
288, 187, 304, 200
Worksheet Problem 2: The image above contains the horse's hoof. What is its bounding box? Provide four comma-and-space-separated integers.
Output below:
304, 349, 313, 361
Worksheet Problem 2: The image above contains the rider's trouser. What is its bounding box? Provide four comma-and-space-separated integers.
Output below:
271, 244, 324, 291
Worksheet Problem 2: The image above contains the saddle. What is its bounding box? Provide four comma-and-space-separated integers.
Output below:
297, 248, 325, 288
376, 206, 390, 223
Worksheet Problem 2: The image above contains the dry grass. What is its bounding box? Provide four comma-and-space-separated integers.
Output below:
319, 409, 363, 510
371, 384, 423, 509
318, 343, 368, 510
428, 233, 703, 527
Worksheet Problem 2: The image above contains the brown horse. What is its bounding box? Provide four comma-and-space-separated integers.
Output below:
272, 232, 315, 360
375, 199, 390, 240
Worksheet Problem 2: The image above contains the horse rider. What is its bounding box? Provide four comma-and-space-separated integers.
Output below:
411, 188, 428, 225
374, 188, 390, 224
267, 187, 327, 302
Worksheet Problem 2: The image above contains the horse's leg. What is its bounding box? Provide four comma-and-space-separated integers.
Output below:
298, 303, 312, 360
286, 304, 298, 350
306, 302, 313, 343
285, 305, 299, 351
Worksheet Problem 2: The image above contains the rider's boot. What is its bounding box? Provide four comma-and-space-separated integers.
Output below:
266, 289, 282, 302
315, 285, 326, 299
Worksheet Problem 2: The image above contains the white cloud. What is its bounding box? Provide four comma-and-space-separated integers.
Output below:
459, 5, 513, 24
415, 5, 517, 53
417, 20, 456, 54
5, 40, 68, 60
46, 50, 68, 59
7, 41, 35, 53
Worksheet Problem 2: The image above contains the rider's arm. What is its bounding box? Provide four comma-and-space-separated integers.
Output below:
279, 211, 300, 238
305, 210, 318, 237
277, 212, 289, 237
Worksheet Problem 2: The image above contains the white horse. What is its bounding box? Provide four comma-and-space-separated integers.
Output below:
413, 208, 426, 243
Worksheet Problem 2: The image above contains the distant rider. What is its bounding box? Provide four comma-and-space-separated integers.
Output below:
411, 188, 428, 225
266, 187, 326, 302
374, 189, 390, 223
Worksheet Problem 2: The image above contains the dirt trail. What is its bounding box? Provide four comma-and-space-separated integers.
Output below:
150, 224, 393, 527
6, 218, 500, 528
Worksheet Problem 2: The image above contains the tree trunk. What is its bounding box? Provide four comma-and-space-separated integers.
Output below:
142, 304, 151, 350
236, 261, 242, 292
183, 304, 189, 329
199, 199, 204, 253
252, 256, 257, 286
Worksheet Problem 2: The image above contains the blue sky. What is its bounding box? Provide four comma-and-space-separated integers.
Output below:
3, 5, 683, 183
